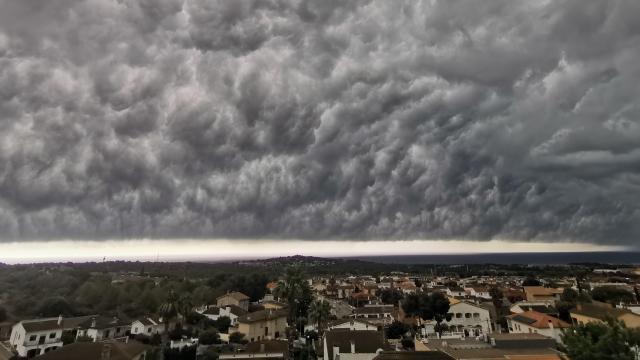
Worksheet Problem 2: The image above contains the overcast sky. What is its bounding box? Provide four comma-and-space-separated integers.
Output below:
0, 0, 639, 247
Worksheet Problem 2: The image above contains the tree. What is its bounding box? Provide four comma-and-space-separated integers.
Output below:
178, 294, 194, 325
379, 289, 404, 305
274, 266, 312, 324
199, 329, 221, 345
386, 321, 411, 339
159, 290, 180, 334
522, 276, 541, 286
214, 316, 231, 333
61, 330, 76, 345
591, 286, 635, 305
229, 331, 248, 345
489, 287, 503, 314
561, 319, 640, 360
308, 300, 331, 333
36, 297, 76, 317
402, 292, 452, 337
561, 288, 579, 303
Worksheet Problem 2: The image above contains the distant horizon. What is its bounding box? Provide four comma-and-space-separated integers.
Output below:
0, 239, 631, 265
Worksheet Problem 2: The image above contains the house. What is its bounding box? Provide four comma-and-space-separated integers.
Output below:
10, 315, 93, 358
351, 305, 395, 326
338, 285, 355, 299
464, 287, 492, 300
506, 310, 571, 343
130, 317, 164, 336
33, 341, 148, 360
316, 296, 354, 319
326, 319, 379, 332
362, 284, 379, 296
510, 302, 559, 317
427, 333, 563, 360
233, 308, 288, 343
398, 282, 417, 295
446, 287, 467, 298
522, 287, 563, 303
202, 305, 248, 326
571, 301, 640, 328
322, 329, 387, 360
217, 292, 251, 311
444, 300, 492, 337
373, 351, 454, 360
618, 303, 640, 315
219, 339, 290, 360
75, 316, 131, 342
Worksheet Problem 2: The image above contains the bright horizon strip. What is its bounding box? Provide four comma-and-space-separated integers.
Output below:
0, 239, 630, 264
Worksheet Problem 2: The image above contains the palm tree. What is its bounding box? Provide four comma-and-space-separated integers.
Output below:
159, 290, 179, 335
274, 266, 312, 326
178, 294, 194, 326
308, 300, 331, 334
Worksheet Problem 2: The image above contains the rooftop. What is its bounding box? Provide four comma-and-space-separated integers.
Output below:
34, 341, 148, 360
507, 311, 571, 329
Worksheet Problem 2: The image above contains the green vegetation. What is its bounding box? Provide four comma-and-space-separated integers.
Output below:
198, 329, 221, 345
385, 321, 411, 339
402, 292, 451, 336
308, 300, 331, 333
0, 262, 272, 320
591, 286, 635, 305
561, 319, 640, 360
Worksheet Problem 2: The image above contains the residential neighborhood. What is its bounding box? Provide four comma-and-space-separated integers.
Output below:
0, 257, 639, 359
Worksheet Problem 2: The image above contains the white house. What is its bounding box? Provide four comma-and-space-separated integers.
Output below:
9, 315, 92, 358
464, 286, 492, 300
446, 287, 467, 298
506, 311, 571, 344
130, 317, 164, 336
322, 329, 386, 360
200, 305, 247, 326
327, 319, 379, 332
445, 300, 492, 337
351, 305, 394, 326
76, 316, 130, 342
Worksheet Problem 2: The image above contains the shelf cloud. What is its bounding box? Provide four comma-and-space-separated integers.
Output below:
1, 0, 639, 244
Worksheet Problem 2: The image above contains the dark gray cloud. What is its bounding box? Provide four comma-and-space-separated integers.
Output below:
0, 0, 639, 244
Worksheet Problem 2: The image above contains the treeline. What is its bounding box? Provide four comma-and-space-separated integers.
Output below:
0, 264, 273, 320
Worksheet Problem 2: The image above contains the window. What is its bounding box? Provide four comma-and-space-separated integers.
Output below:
116, 327, 121, 333
49, 333, 56, 339
134, 328, 138, 334
473, 313, 479, 318
29, 335, 37, 342
148, 327, 152, 333
456, 313, 462, 318
465, 313, 471, 318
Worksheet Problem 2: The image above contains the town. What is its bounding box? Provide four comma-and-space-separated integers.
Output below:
0, 256, 639, 360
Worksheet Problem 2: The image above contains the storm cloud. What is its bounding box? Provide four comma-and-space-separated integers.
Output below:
1, 0, 639, 244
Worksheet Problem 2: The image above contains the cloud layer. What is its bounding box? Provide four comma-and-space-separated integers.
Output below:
1, 0, 639, 244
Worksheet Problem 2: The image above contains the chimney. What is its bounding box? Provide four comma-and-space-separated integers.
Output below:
91, 316, 97, 328
57, 315, 63, 326
333, 345, 340, 360
350, 340, 355, 353
548, 320, 554, 331
101, 343, 112, 360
